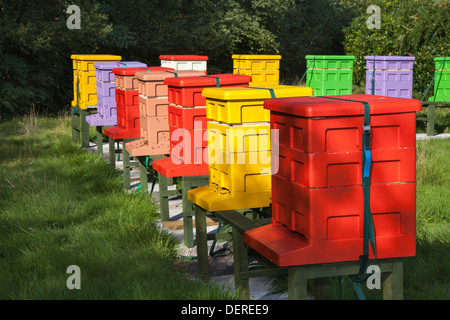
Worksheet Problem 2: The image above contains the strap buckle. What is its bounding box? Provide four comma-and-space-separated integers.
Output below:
362, 124, 371, 134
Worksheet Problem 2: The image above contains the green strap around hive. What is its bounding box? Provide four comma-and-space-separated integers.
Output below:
298, 55, 316, 86
249, 86, 276, 98
371, 56, 375, 95
201, 75, 221, 88
320, 96, 377, 300
72, 76, 80, 115
421, 57, 446, 102
166, 71, 179, 77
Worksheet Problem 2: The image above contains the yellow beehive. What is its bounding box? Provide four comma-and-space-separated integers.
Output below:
232, 54, 281, 86
209, 159, 271, 193
77, 71, 97, 107
205, 85, 314, 124
71, 54, 121, 109
188, 85, 314, 211
190, 173, 272, 211
232, 54, 281, 71
71, 54, 121, 72
232, 69, 279, 86
207, 121, 270, 153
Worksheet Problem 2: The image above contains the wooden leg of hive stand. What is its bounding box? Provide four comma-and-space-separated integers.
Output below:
158, 172, 170, 221
80, 109, 90, 149
195, 205, 209, 282
108, 137, 115, 168
181, 175, 209, 248
122, 139, 131, 189
138, 156, 148, 194
96, 126, 103, 157
71, 110, 80, 145
181, 177, 194, 248
288, 266, 308, 300
383, 258, 403, 300
233, 227, 250, 300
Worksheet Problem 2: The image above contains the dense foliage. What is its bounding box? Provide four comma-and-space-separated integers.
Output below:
0, 0, 448, 116
342, 0, 449, 100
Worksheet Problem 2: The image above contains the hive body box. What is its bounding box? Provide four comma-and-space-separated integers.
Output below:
152, 74, 252, 177
429, 57, 450, 102
104, 67, 175, 140
305, 55, 355, 96
365, 56, 415, 98
159, 55, 208, 71
187, 85, 313, 212
71, 54, 122, 110
125, 70, 207, 156
244, 94, 422, 267
86, 61, 148, 127
232, 54, 281, 86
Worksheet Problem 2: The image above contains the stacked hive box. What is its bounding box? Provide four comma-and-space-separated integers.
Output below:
429, 57, 450, 102
365, 56, 415, 98
152, 74, 253, 177
305, 55, 355, 96
125, 70, 207, 157
160, 55, 208, 71
187, 85, 313, 212
71, 54, 121, 110
232, 54, 281, 86
245, 94, 422, 267
86, 61, 148, 127
104, 67, 173, 140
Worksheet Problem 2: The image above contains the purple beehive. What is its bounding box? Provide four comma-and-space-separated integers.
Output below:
365, 56, 415, 98
86, 61, 147, 126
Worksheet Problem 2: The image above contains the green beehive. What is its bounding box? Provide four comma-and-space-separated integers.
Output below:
305, 55, 355, 96
429, 57, 450, 102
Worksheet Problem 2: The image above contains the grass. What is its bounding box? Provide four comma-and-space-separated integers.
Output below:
416, 107, 450, 134
0, 112, 235, 299
1, 109, 448, 300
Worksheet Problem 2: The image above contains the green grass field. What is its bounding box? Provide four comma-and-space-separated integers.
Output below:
0, 111, 448, 300
0, 113, 235, 299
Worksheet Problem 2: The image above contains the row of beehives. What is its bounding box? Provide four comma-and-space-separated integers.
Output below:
69, 53, 447, 267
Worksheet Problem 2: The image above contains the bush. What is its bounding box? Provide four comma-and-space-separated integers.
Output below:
342, 0, 450, 100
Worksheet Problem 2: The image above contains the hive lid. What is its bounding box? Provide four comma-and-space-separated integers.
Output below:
164, 74, 252, 87
94, 61, 148, 70
135, 70, 207, 81
434, 57, 449, 68
70, 54, 122, 61
305, 55, 355, 60
364, 56, 416, 61
112, 67, 174, 75
159, 55, 209, 61
263, 94, 422, 117
202, 85, 313, 100
231, 54, 281, 60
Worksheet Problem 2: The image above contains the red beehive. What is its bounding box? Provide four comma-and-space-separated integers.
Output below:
168, 104, 208, 130
113, 67, 174, 90
166, 74, 252, 107
244, 94, 422, 267
105, 67, 173, 140
125, 70, 207, 156
152, 74, 252, 177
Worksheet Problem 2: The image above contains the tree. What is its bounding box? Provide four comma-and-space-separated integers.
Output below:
342, 0, 449, 99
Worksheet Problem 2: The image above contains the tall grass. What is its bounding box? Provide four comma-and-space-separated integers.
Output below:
0, 113, 235, 299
